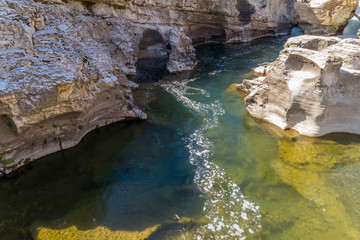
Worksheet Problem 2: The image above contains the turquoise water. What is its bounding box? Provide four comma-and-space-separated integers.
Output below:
2, 29, 360, 239
342, 4, 360, 38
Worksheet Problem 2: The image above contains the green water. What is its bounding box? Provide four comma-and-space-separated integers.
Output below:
2, 31, 360, 239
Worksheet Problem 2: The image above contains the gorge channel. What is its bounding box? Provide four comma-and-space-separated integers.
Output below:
1, 28, 360, 239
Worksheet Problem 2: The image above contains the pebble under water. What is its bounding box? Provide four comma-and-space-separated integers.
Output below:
2, 29, 360, 239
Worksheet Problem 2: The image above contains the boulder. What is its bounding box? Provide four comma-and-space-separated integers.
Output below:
295, 0, 359, 35
237, 65, 270, 93
242, 35, 360, 137
252, 65, 271, 76
237, 77, 265, 93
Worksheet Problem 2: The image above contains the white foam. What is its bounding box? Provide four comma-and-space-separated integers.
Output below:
209, 70, 223, 76
161, 79, 262, 239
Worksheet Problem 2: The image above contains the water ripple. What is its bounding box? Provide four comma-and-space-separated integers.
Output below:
161, 79, 261, 239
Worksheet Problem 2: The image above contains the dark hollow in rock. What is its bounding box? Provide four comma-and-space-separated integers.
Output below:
138, 29, 168, 59
185, 24, 227, 45
136, 29, 169, 83
236, 0, 256, 26
136, 58, 169, 83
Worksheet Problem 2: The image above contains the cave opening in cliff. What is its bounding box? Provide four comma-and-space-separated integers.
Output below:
185, 24, 227, 45
136, 29, 169, 83
236, 0, 256, 26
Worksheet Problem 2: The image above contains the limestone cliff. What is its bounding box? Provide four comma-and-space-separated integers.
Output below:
0, 0, 296, 175
241, 35, 360, 137
0, 0, 151, 175
75, 0, 296, 44
295, 0, 359, 35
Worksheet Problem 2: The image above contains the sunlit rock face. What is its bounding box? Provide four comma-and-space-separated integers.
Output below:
295, 0, 359, 35
78, 0, 295, 44
0, 0, 150, 175
0, 0, 296, 175
242, 35, 360, 137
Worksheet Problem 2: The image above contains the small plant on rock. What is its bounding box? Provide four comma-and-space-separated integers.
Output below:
5, 1, 15, 9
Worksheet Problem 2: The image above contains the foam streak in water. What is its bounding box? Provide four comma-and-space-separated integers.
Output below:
161, 80, 261, 239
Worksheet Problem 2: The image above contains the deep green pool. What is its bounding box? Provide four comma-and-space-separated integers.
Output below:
2, 30, 360, 240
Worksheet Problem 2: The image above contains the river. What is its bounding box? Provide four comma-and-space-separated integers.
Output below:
1, 27, 360, 239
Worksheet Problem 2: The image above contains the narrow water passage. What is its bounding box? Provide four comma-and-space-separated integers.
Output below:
1, 30, 360, 240
160, 77, 261, 238
342, 2, 360, 38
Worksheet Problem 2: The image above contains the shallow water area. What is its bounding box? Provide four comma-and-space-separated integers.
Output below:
1, 28, 360, 239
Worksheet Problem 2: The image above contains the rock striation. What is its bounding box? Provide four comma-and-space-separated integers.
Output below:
0, 0, 150, 175
295, 0, 359, 35
83, 0, 296, 44
241, 35, 360, 137
0, 0, 296, 175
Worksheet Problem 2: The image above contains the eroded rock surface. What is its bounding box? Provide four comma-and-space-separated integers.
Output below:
237, 65, 269, 93
241, 35, 360, 137
0, 0, 297, 175
85, 0, 296, 44
295, 0, 359, 35
0, 0, 152, 175
65, 0, 295, 44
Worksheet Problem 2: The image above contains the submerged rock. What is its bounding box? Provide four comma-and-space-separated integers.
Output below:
358, 29, 360, 38
294, 0, 359, 35
276, 135, 360, 239
32, 225, 160, 240
242, 35, 360, 137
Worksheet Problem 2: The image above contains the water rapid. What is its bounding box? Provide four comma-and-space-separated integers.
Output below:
161, 78, 261, 239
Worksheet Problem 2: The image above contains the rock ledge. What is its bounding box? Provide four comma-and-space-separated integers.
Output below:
241, 35, 360, 137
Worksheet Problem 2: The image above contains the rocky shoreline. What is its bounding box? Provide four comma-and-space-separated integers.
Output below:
0, 0, 298, 175
295, 0, 359, 35
0, 0, 358, 175
239, 35, 360, 137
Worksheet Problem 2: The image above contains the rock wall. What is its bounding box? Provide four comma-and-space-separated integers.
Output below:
241, 35, 360, 137
0, 0, 150, 175
82, 0, 295, 44
295, 0, 359, 35
0, 0, 295, 175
